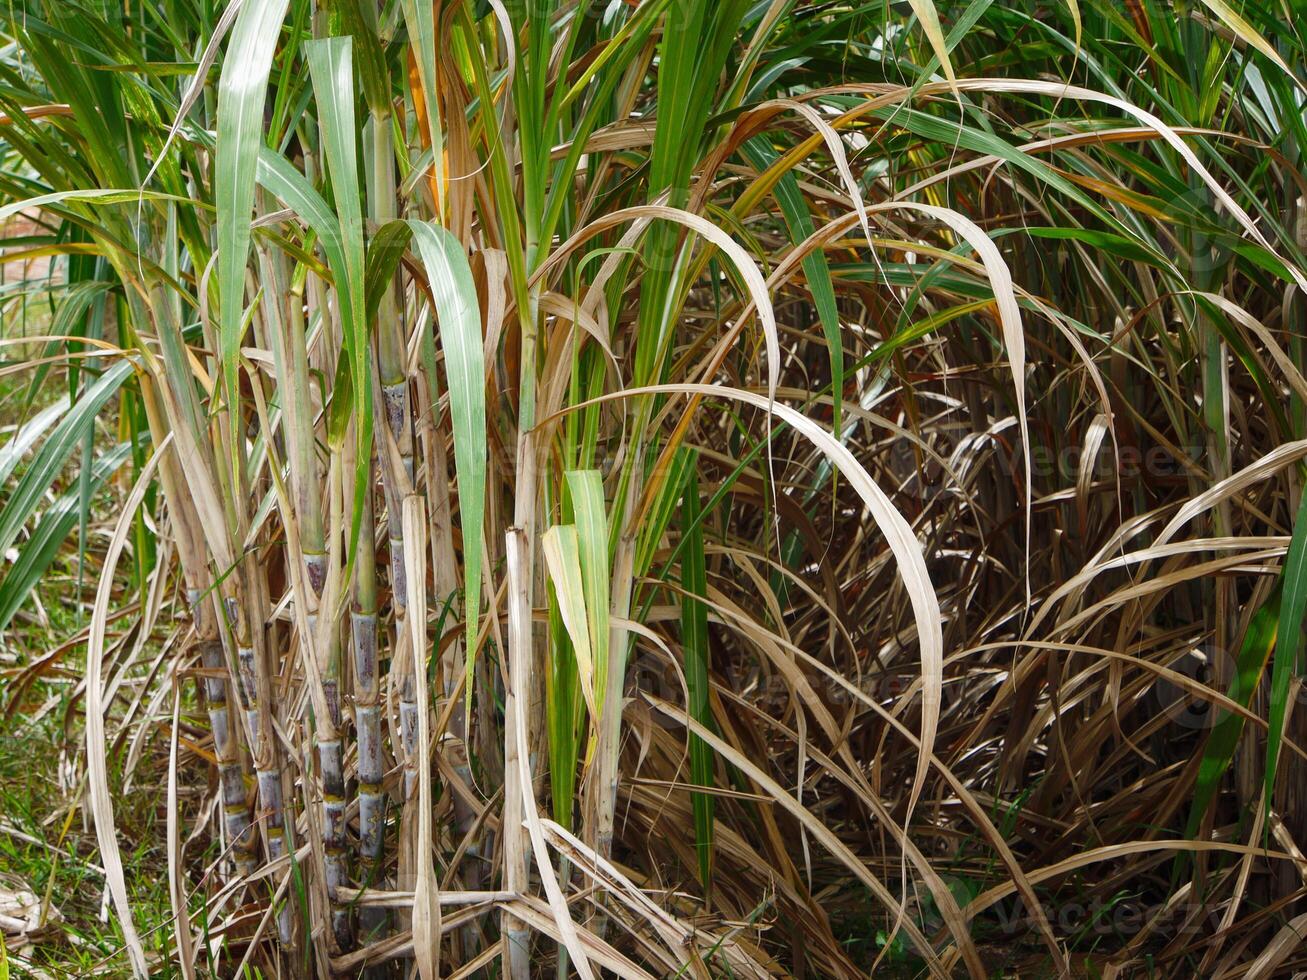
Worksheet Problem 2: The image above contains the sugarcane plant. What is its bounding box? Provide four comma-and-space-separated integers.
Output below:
0, 0, 1304, 976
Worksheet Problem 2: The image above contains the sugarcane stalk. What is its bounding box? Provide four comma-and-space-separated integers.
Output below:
388, 445, 418, 957
502, 528, 533, 979
216, 327, 290, 938
376, 309, 412, 652
397, 646, 419, 802
358, 108, 396, 879
378, 379, 412, 669
279, 248, 327, 596
365, 109, 417, 818
134, 337, 260, 879
352, 466, 387, 947
142, 267, 261, 880
320, 635, 350, 950
258, 249, 361, 953
224, 577, 293, 946
258, 244, 338, 946
318, 465, 348, 949
381, 412, 418, 817
317, 379, 352, 953
192, 591, 255, 877
500, 274, 542, 980
374, 312, 415, 815
143, 268, 292, 942
261, 194, 353, 946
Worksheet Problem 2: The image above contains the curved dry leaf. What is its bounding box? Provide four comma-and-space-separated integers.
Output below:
544, 381, 943, 892
1156, 439, 1307, 548
86, 436, 172, 979
962, 840, 1296, 922
645, 695, 949, 978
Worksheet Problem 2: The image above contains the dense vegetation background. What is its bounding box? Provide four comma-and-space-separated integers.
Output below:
0, 0, 1304, 975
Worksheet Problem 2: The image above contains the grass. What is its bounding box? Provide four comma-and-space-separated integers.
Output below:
0, 608, 177, 979
0, 0, 1306, 976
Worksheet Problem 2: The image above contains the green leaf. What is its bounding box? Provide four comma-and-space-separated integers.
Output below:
399, 0, 444, 206
565, 470, 610, 722
0, 442, 132, 631
0, 359, 133, 562
635, 445, 695, 578
741, 137, 842, 433
406, 221, 486, 713
1185, 581, 1281, 835
0, 190, 200, 227
23, 280, 113, 415
680, 456, 714, 891
0, 397, 72, 488
320, 0, 390, 114
906, 0, 958, 94
1266, 490, 1307, 807
542, 524, 597, 720
305, 36, 373, 557
365, 221, 416, 324
215, 0, 290, 477
1011, 227, 1162, 267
